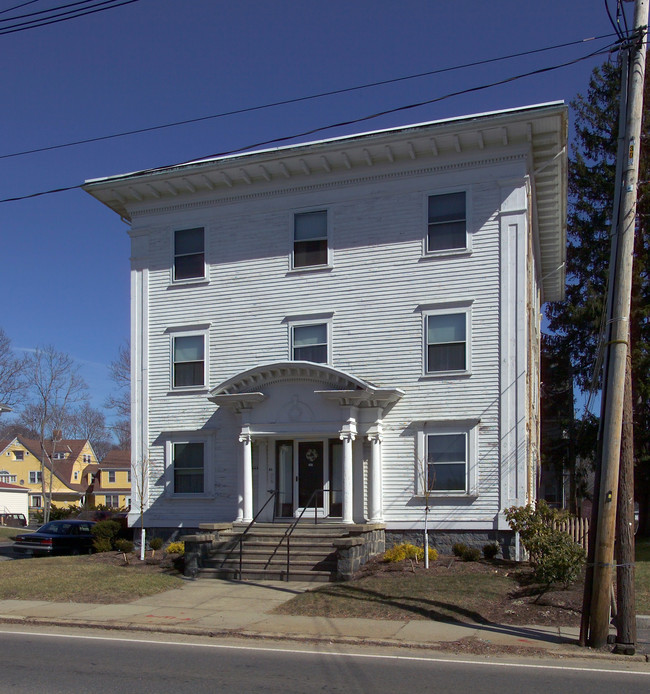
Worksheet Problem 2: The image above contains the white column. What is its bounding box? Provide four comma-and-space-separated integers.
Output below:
367, 428, 383, 523
238, 429, 253, 523
340, 418, 357, 524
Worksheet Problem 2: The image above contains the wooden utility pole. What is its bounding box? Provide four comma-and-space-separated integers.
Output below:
588, 0, 648, 649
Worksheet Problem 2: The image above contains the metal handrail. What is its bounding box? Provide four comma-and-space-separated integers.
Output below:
218, 489, 278, 579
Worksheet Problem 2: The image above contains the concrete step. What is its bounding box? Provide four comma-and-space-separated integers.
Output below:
197, 566, 335, 582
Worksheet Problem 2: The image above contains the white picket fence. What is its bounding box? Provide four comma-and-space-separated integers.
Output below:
552, 517, 590, 551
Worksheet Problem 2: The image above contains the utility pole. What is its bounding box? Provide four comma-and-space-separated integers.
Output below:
588, 0, 648, 649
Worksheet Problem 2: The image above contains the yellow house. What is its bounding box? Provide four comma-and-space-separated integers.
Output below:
88, 448, 131, 509
0, 437, 98, 513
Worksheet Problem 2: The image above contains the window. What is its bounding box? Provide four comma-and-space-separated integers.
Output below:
293, 210, 328, 268
292, 323, 328, 363
0, 471, 16, 484
172, 442, 204, 494
14, 450, 24, 461
74, 471, 78, 481
426, 312, 467, 373
174, 227, 205, 281
29, 471, 42, 484
105, 495, 120, 508
416, 420, 478, 496
31, 495, 42, 508
427, 433, 467, 492
427, 192, 466, 253
108, 471, 116, 483
173, 334, 205, 388
127, 471, 131, 483
53, 452, 66, 460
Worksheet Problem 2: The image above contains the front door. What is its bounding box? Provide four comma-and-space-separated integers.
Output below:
297, 441, 323, 509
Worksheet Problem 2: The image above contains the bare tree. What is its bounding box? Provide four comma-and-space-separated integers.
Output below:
0, 327, 28, 409
106, 342, 130, 448
132, 453, 149, 560
23, 346, 88, 523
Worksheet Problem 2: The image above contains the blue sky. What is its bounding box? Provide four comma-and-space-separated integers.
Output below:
0, 0, 624, 431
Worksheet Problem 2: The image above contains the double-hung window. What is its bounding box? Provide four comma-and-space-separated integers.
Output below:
426, 433, 468, 492
292, 323, 328, 363
427, 192, 466, 253
108, 471, 116, 483
174, 227, 205, 281
173, 334, 205, 388
172, 442, 204, 494
426, 312, 468, 373
293, 210, 328, 268
29, 471, 42, 484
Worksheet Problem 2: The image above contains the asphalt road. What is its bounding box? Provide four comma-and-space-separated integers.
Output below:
0, 627, 647, 694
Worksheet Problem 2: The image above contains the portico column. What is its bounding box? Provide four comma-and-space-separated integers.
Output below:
367, 428, 383, 523
340, 418, 357, 525
238, 428, 253, 523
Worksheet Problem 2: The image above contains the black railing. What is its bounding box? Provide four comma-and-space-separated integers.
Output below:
218, 489, 278, 579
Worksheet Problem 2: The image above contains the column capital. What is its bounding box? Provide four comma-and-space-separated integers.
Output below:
238, 427, 252, 444
367, 424, 383, 443
339, 416, 357, 443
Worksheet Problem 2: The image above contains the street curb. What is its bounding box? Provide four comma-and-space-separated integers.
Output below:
0, 615, 647, 662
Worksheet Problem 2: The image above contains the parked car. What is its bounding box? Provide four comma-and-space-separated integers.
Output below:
13, 520, 96, 557
0, 513, 27, 528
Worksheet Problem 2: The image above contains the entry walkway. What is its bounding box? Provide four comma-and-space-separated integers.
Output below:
0, 578, 647, 659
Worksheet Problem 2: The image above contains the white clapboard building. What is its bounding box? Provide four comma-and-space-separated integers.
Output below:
85, 102, 566, 555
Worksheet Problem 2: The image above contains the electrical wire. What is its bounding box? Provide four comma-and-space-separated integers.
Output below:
0, 0, 141, 35
0, 39, 618, 205
0, 0, 106, 23
0, 0, 41, 16
0, 32, 618, 162
605, 0, 625, 39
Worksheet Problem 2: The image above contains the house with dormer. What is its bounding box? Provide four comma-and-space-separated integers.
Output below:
84, 103, 567, 555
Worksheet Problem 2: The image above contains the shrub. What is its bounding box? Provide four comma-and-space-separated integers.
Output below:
149, 537, 163, 551
483, 542, 500, 560
461, 547, 481, 562
91, 520, 121, 552
505, 501, 585, 588
115, 539, 134, 554
383, 543, 438, 563
92, 537, 113, 553
452, 542, 468, 557
166, 541, 185, 555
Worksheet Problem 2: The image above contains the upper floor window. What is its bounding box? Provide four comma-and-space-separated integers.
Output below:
293, 210, 328, 268
173, 442, 204, 494
427, 192, 466, 253
74, 471, 78, 480
292, 323, 328, 363
426, 312, 467, 374
173, 334, 205, 388
14, 450, 24, 461
29, 470, 42, 484
53, 452, 66, 460
108, 471, 116, 483
174, 227, 205, 281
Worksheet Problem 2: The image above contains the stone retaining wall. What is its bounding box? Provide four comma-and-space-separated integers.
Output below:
385, 530, 516, 560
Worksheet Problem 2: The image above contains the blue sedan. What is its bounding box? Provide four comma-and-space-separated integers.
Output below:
13, 520, 96, 557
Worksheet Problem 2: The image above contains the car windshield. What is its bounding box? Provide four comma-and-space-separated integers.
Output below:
37, 522, 73, 535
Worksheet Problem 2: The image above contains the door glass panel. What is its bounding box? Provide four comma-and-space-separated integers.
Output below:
276, 441, 293, 517
298, 441, 323, 508
329, 440, 343, 517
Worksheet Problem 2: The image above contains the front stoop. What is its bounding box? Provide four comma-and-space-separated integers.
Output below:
182, 522, 385, 582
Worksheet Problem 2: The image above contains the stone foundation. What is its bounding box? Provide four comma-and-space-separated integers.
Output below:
334, 524, 385, 580
385, 529, 516, 560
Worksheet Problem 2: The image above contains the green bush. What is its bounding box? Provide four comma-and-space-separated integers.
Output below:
149, 537, 163, 551
166, 541, 185, 555
452, 542, 468, 557
461, 547, 481, 562
91, 520, 121, 552
383, 543, 438, 563
483, 542, 500, 560
115, 539, 134, 554
505, 501, 585, 588
92, 537, 113, 553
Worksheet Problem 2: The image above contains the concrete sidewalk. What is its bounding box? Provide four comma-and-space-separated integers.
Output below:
0, 577, 647, 659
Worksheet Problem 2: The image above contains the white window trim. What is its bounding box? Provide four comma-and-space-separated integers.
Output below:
423, 188, 472, 258
289, 207, 332, 272
29, 470, 42, 484
287, 314, 333, 364
168, 327, 209, 392
421, 301, 472, 378
415, 419, 479, 497
163, 433, 214, 498
170, 226, 208, 286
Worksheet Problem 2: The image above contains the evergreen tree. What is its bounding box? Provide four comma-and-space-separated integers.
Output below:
546, 58, 650, 536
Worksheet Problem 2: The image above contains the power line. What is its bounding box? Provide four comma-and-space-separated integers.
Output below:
0, 40, 617, 205
0, 0, 141, 35
0, 32, 617, 162
0, 1, 41, 16
0, 0, 105, 23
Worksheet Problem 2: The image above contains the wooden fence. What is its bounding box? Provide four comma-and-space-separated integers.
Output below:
552, 517, 590, 551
